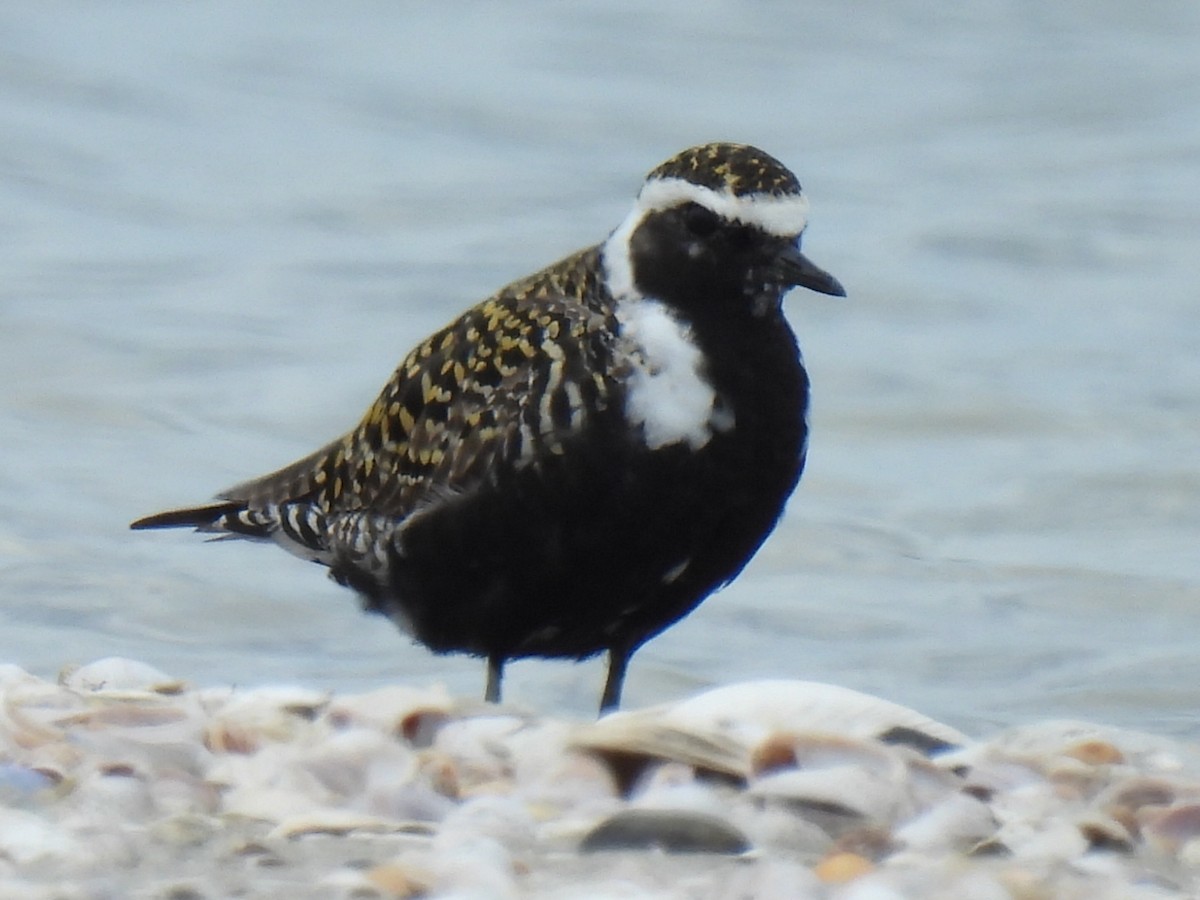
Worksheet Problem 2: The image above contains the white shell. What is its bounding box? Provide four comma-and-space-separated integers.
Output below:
661, 680, 968, 747
61, 657, 185, 696
575, 680, 967, 782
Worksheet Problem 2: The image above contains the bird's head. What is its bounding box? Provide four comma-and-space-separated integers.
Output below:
603, 142, 845, 319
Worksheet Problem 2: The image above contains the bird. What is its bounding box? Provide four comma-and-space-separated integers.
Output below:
131, 142, 845, 713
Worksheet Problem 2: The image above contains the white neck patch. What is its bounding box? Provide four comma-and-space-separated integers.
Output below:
615, 297, 732, 451
601, 204, 644, 301
600, 177, 810, 301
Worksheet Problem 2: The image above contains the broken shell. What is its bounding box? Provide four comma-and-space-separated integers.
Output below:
325, 682, 457, 739
571, 714, 748, 784
269, 810, 418, 839
1140, 803, 1200, 856
61, 657, 186, 696
749, 763, 905, 834
892, 792, 997, 854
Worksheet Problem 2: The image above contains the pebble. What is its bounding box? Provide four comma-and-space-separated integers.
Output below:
580, 807, 751, 854
1, 661, 1200, 896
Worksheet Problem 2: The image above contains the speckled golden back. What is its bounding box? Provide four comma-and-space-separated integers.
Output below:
219, 245, 620, 518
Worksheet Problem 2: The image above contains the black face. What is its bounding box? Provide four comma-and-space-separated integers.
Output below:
627, 201, 844, 318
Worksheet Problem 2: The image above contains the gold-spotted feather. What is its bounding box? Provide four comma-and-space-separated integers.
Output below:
136, 246, 621, 556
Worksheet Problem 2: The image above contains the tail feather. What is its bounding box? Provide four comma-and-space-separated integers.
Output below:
130, 502, 243, 531
132, 500, 329, 562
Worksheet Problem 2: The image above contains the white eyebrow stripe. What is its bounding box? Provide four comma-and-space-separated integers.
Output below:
635, 177, 810, 237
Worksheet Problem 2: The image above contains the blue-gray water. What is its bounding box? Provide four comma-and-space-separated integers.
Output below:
2, 2, 1198, 737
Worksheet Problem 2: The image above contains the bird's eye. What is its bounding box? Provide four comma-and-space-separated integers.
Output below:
682, 203, 719, 238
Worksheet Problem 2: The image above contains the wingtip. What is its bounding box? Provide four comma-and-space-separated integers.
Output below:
130, 502, 240, 531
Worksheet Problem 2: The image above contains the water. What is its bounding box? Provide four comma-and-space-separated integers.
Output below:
2, 1, 1198, 736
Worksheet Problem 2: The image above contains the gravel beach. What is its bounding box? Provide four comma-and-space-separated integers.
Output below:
2, 658, 1198, 898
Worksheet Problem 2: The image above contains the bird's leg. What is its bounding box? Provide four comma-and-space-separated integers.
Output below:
599, 644, 630, 714
485, 653, 504, 704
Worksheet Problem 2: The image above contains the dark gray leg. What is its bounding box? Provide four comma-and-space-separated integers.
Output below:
485, 653, 504, 704
599, 644, 630, 714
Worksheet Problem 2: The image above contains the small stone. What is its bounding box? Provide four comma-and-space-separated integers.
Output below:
159, 886, 208, 900
1078, 817, 1135, 853
1100, 776, 1175, 812
580, 808, 750, 854
1065, 740, 1125, 767
814, 850, 874, 883
366, 862, 428, 897
876, 725, 959, 756
151, 813, 219, 847
751, 732, 800, 775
